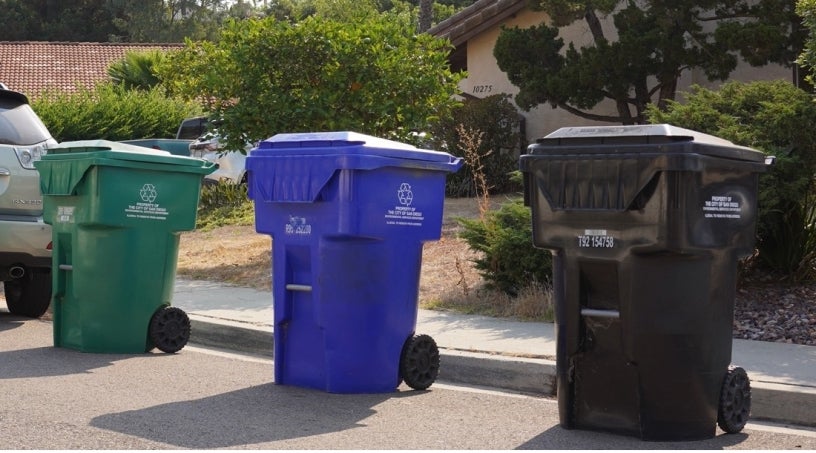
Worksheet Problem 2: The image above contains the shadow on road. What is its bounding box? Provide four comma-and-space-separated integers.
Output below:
0, 312, 26, 334
516, 425, 749, 450
91, 383, 418, 448
0, 345, 167, 379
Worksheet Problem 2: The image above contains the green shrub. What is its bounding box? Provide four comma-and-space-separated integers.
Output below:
648, 80, 816, 281
430, 94, 523, 197
457, 198, 552, 295
31, 83, 202, 142
196, 181, 254, 230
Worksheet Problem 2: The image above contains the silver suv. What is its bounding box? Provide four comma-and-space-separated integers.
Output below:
0, 85, 56, 318
189, 132, 249, 185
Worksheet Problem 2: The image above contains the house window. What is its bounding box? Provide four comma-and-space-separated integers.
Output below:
449, 43, 467, 73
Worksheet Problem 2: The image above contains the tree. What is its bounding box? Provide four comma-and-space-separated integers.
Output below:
493, 0, 805, 125
0, 0, 126, 41
157, 15, 463, 151
797, 0, 816, 86
0, 0, 230, 42
419, 0, 434, 32
648, 80, 816, 280
112, 0, 230, 42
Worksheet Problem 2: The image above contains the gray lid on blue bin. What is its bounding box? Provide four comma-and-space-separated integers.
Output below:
254, 131, 455, 163
532, 124, 766, 162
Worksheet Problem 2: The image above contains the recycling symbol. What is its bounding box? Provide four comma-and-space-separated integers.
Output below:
397, 182, 413, 206
140, 184, 158, 203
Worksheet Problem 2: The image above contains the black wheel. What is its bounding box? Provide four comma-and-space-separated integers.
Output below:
400, 334, 440, 390
149, 306, 190, 353
3, 270, 52, 318
718, 365, 751, 433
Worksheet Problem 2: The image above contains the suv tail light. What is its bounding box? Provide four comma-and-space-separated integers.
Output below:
15, 144, 48, 169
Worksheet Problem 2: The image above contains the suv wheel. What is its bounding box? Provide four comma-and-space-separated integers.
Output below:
4, 270, 52, 318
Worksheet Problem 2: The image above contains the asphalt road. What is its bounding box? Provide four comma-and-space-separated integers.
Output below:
2, 315, 816, 450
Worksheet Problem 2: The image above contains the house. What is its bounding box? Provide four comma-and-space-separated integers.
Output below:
428, 0, 796, 143
0, 41, 183, 99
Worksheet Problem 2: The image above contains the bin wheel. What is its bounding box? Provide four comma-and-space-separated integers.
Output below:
400, 334, 440, 391
718, 365, 751, 433
149, 306, 190, 354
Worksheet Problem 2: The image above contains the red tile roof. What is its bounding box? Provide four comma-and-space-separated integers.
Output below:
0, 41, 183, 99
428, 0, 527, 47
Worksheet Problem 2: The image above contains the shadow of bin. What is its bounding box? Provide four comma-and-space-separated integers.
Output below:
246, 132, 462, 394
519, 125, 772, 441
35, 140, 216, 354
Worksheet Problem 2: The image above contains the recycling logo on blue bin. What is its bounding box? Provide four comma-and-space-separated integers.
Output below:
398, 183, 413, 206
385, 182, 425, 227
124, 183, 170, 221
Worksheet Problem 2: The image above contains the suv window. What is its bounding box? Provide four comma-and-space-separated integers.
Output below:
0, 97, 52, 146
177, 117, 209, 140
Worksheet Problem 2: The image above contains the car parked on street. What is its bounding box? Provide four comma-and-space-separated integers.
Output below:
189, 131, 250, 185
183, 116, 251, 186
0, 84, 56, 318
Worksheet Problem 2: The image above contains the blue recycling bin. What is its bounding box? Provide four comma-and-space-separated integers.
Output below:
246, 132, 462, 394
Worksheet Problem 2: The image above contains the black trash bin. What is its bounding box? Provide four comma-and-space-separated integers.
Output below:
519, 124, 772, 441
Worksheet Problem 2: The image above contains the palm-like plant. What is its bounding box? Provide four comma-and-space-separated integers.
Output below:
107, 50, 165, 91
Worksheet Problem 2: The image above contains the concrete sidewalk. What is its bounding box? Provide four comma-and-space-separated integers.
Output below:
172, 278, 816, 428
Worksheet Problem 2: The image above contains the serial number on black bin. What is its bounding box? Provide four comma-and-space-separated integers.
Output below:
577, 235, 615, 248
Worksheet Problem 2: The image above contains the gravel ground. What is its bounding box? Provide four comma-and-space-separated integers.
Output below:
734, 282, 816, 346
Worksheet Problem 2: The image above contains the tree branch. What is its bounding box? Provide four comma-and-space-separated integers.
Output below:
584, 8, 607, 43
555, 101, 644, 124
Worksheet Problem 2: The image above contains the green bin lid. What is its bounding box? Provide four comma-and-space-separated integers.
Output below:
36, 140, 216, 196
45, 139, 211, 167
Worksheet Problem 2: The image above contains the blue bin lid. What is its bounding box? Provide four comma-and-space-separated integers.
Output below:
253, 131, 457, 164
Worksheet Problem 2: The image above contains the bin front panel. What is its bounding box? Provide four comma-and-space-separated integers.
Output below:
50, 224, 179, 353
523, 153, 763, 255
252, 165, 449, 242
271, 231, 422, 393
41, 164, 204, 231
556, 252, 737, 440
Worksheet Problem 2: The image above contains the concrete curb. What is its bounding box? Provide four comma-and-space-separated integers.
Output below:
187, 316, 816, 428
189, 316, 273, 358
750, 381, 816, 428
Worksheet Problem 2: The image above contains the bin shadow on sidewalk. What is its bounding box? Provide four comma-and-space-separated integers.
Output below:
90, 383, 411, 449
516, 425, 749, 450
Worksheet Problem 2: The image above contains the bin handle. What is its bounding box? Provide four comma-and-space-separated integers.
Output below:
58, 264, 73, 271
285, 284, 312, 292
581, 308, 620, 319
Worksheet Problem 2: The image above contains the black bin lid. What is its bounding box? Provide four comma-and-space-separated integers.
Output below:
530, 124, 766, 163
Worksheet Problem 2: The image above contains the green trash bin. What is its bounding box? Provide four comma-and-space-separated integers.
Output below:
35, 140, 216, 354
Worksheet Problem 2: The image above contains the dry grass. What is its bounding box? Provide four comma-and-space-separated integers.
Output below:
177, 225, 272, 289
177, 197, 555, 322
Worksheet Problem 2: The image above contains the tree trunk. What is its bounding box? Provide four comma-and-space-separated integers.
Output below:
656, 77, 678, 111
419, 0, 433, 33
